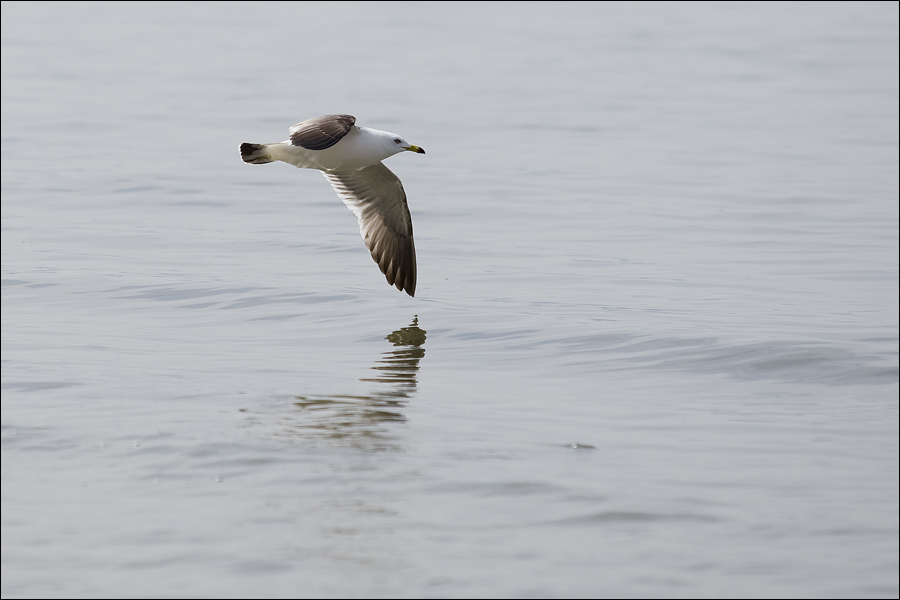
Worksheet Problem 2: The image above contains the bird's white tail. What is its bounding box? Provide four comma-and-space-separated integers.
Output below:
240, 142, 274, 164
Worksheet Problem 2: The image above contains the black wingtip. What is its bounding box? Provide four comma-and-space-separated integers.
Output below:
394, 280, 415, 297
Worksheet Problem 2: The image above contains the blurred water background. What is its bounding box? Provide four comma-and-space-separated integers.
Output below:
2, 2, 898, 597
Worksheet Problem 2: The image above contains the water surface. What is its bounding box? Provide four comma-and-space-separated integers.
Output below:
2, 2, 898, 597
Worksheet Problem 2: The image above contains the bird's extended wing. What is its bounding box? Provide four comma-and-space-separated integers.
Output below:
321, 163, 417, 296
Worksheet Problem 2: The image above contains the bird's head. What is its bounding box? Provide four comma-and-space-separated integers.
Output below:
381, 130, 425, 155
391, 136, 425, 154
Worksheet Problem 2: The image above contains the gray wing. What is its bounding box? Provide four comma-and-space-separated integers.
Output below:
289, 114, 356, 150
321, 163, 417, 297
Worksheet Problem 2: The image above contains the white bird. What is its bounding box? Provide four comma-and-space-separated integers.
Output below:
240, 114, 425, 296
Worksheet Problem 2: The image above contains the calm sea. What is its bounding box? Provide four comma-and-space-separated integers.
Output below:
2, 2, 898, 597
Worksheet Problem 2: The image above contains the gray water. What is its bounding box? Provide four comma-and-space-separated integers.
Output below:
2, 2, 898, 597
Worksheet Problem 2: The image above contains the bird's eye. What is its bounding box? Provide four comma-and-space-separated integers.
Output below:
394, 138, 402, 144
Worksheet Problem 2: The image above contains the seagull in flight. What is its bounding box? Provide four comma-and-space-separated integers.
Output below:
240, 114, 425, 296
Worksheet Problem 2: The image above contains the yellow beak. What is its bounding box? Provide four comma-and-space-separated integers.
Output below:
405, 145, 426, 154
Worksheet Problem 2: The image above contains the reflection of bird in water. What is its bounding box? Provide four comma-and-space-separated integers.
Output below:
359, 319, 426, 390
287, 317, 426, 451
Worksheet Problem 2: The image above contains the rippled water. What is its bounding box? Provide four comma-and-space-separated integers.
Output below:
2, 2, 898, 597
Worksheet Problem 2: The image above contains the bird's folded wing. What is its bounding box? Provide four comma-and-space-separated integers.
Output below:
321, 163, 417, 296
290, 114, 356, 150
